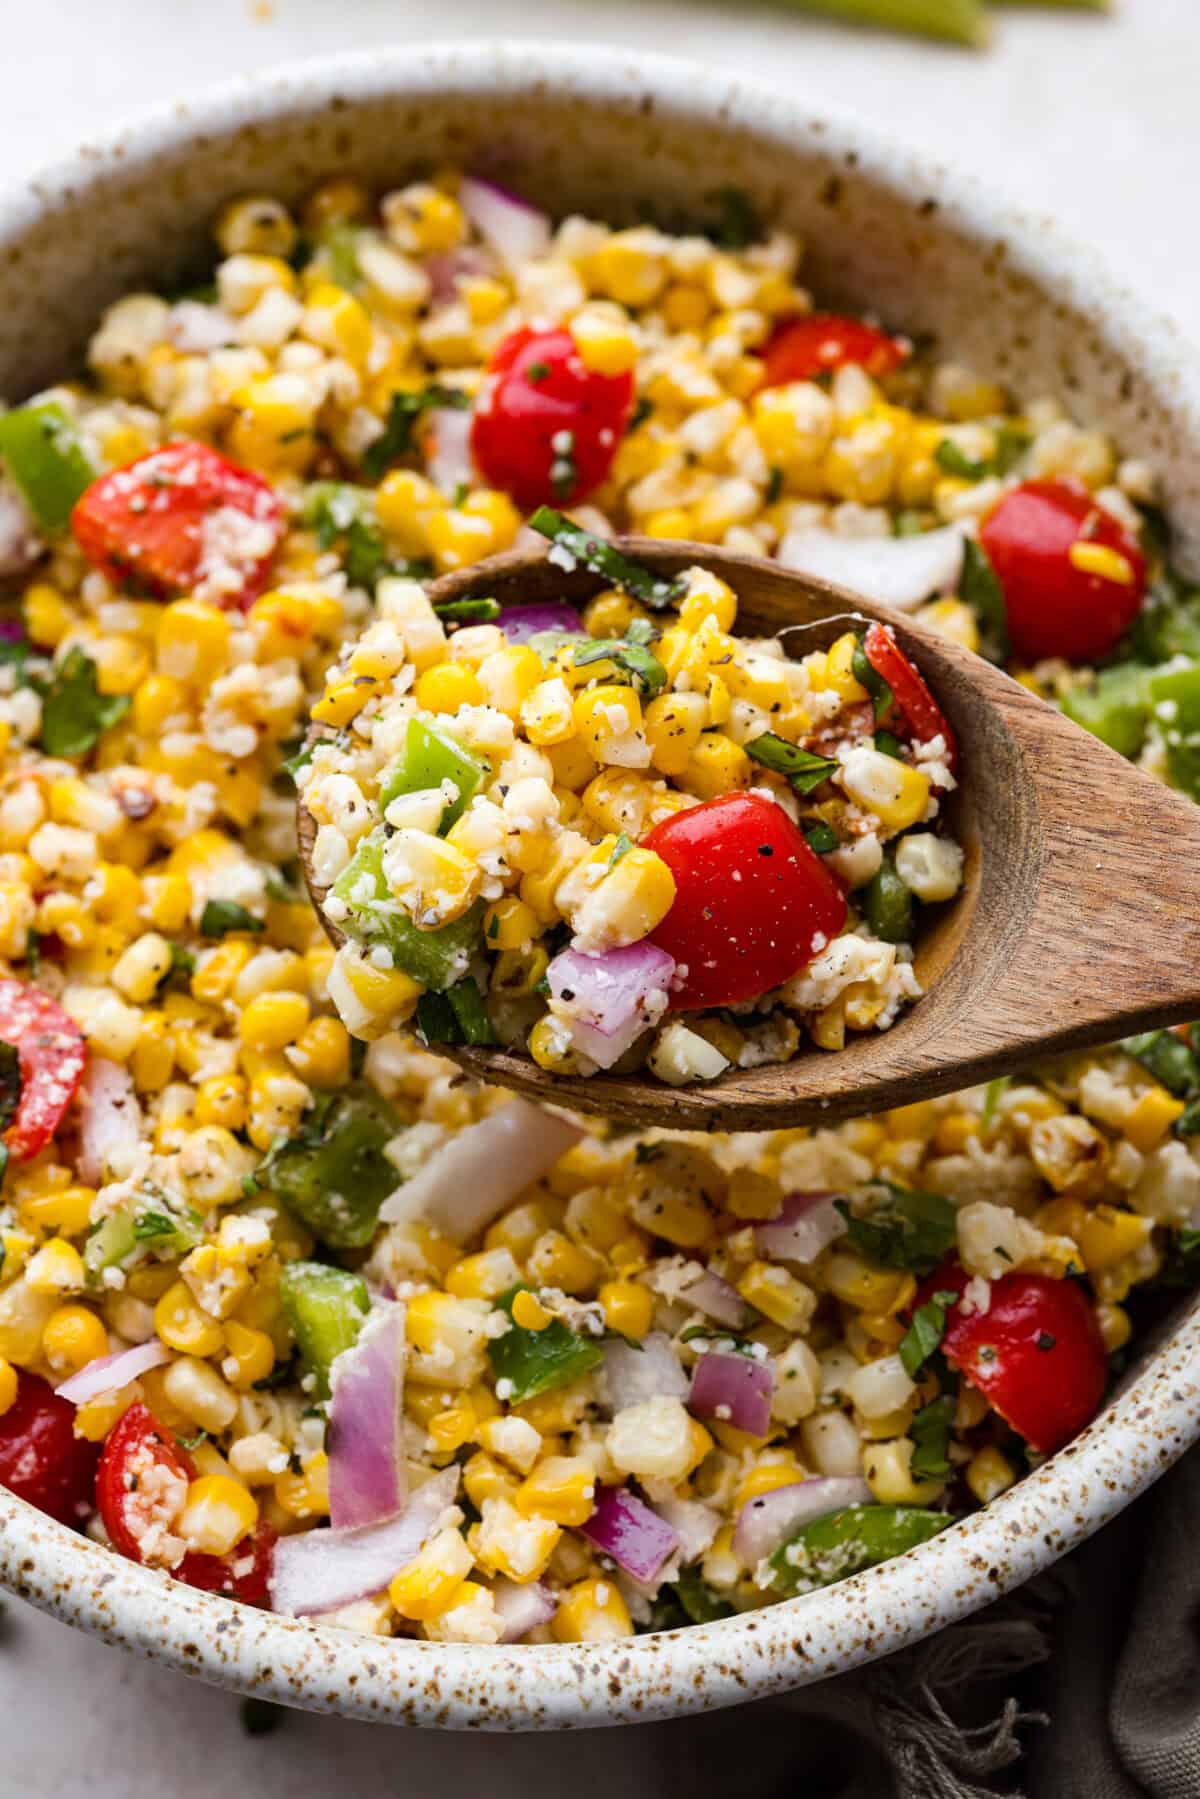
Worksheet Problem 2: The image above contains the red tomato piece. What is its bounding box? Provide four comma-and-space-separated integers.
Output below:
978, 479, 1147, 664
71, 441, 283, 610
470, 326, 634, 510
177, 1521, 277, 1607
643, 792, 848, 1010
918, 1259, 1108, 1456
0, 1371, 101, 1526
95, 1402, 195, 1564
0, 978, 87, 1161
760, 313, 907, 389
860, 622, 959, 774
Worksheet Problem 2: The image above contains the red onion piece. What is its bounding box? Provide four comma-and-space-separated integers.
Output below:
423, 247, 489, 303
459, 176, 551, 269
491, 1577, 558, 1642
379, 1098, 583, 1239
495, 602, 585, 645
271, 1466, 460, 1617
602, 1331, 688, 1412
678, 1270, 749, 1330
733, 1477, 873, 1566
76, 1056, 143, 1187
778, 524, 965, 612
548, 943, 676, 1070
55, 1339, 170, 1407
755, 1191, 847, 1265
581, 1486, 680, 1584
327, 1303, 406, 1533
689, 1349, 774, 1438
654, 1496, 721, 1566
422, 405, 475, 497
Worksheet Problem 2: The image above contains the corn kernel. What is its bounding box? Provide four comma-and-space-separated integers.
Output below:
1068, 541, 1135, 585
41, 1304, 109, 1373
597, 1280, 653, 1340
1125, 1087, 1187, 1152
445, 1249, 522, 1302
552, 1575, 634, 1642
17, 1185, 95, 1238
515, 1456, 597, 1526
681, 732, 751, 800
415, 661, 485, 714
0, 1356, 18, 1416
239, 990, 311, 1052
221, 1320, 276, 1390
154, 1280, 225, 1357
178, 1474, 259, 1556
965, 1445, 1016, 1506
24, 1239, 85, 1296
388, 1526, 473, 1620
736, 1261, 815, 1332
273, 1451, 331, 1520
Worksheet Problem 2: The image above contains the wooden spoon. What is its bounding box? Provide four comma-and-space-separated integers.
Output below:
300, 538, 1200, 1132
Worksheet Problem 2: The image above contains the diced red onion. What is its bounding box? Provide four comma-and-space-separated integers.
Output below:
168, 301, 236, 352
654, 1496, 721, 1566
459, 176, 552, 270
491, 1577, 558, 1642
547, 943, 676, 1070
423, 405, 475, 497
495, 602, 585, 645
0, 476, 42, 577
581, 1485, 680, 1584
55, 1339, 170, 1407
778, 524, 965, 612
602, 1331, 688, 1412
689, 1349, 774, 1438
733, 1477, 873, 1566
270, 1465, 459, 1617
678, 1270, 749, 1330
755, 1191, 847, 1265
379, 1098, 583, 1239
423, 247, 489, 303
76, 1056, 143, 1187
327, 1302, 406, 1532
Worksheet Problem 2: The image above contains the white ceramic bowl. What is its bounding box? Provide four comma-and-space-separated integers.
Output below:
2, 42, 1200, 1731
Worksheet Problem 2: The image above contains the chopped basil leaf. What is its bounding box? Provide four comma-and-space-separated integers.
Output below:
37, 647, 131, 759
935, 440, 987, 482
765, 466, 784, 505
745, 732, 838, 794
678, 1324, 759, 1358
851, 639, 895, 724
415, 990, 459, 1046
960, 537, 1009, 656
874, 729, 905, 759
1176, 1099, 1200, 1138
0, 1042, 20, 1134
132, 1209, 182, 1242
200, 900, 265, 938
1162, 1226, 1200, 1288
488, 1284, 603, 1402
909, 1393, 955, 1480
899, 1288, 959, 1378
936, 426, 1028, 484
529, 506, 686, 609
609, 832, 635, 867
803, 820, 840, 855
573, 634, 667, 697
629, 396, 653, 432
711, 186, 760, 251
526, 361, 551, 383
433, 596, 501, 624
362, 385, 471, 479
1122, 1029, 1200, 1098
834, 1187, 957, 1276
673, 1563, 735, 1623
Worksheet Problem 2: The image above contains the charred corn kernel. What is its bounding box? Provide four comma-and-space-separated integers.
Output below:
220, 1320, 277, 1390
863, 1437, 945, 1506
479, 898, 535, 955
415, 661, 485, 714
154, 1280, 224, 1357
445, 1249, 522, 1303
156, 599, 231, 686
1068, 541, 1135, 585
737, 1261, 815, 1331
462, 1451, 517, 1509
239, 990, 311, 1052
515, 1456, 597, 1527
18, 1184, 96, 1238
965, 1445, 1016, 1506
510, 1290, 552, 1331
24, 1240, 85, 1296
0, 1357, 17, 1416
1125, 1087, 1187, 1152
178, 1475, 259, 1557
644, 691, 707, 776
840, 750, 931, 834
527, 1231, 603, 1297
630, 1186, 715, 1252
1096, 1302, 1132, 1353
389, 1526, 473, 1620
24, 582, 75, 648
597, 1280, 653, 1340
553, 1574, 634, 1642
273, 1451, 330, 1519
569, 307, 639, 377
192, 941, 254, 1004
521, 678, 576, 747
375, 469, 445, 557
42, 1304, 109, 1373
681, 732, 751, 800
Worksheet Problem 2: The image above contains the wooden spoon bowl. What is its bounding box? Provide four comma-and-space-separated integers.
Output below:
300, 539, 1200, 1132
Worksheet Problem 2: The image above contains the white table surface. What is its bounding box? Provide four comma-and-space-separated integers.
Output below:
4, 1, 1197, 1788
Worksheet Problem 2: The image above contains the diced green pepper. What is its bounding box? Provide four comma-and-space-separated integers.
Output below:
331, 828, 484, 991
279, 1261, 370, 1400
380, 717, 486, 833
1128, 577, 1200, 663
766, 1503, 953, 1595
0, 399, 95, 532
863, 853, 914, 944
487, 1284, 604, 1403
1060, 664, 1150, 759
256, 1086, 403, 1249
673, 1563, 735, 1623
1148, 663, 1200, 800
84, 1194, 203, 1284
1122, 1029, 1200, 1098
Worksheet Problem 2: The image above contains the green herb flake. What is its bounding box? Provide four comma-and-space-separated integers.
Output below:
199, 900, 265, 939
745, 732, 838, 794
981, 1076, 1011, 1130
362, 385, 471, 480
835, 1187, 958, 1276
851, 639, 895, 724
711, 186, 760, 251
526, 361, 551, 384
899, 1288, 959, 1379
1122, 1029, 1200, 1098
609, 832, 635, 868
573, 633, 667, 698
434, 596, 501, 624
959, 537, 1009, 656
909, 1393, 956, 1480
935, 439, 987, 482
529, 506, 686, 610
37, 647, 131, 759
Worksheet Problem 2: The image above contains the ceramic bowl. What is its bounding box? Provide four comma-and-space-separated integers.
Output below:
1, 42, 1199, 1731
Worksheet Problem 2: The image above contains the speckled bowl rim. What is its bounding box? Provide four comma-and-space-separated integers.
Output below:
2, 41, 1200, 1731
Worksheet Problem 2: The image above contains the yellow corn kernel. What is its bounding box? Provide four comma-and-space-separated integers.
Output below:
680, 732, 751, 800
589, 234, 666, 308
191, 1073, 247, 1133
840, 753, 931, 834
24, 1239, 85, 1297
823, 632, 870, 703
273, 1451, 330, 1520
733, 1461, 806, 1510
510, 1289, 552, 1331
302, 280, 372, 367
597, 1280, 654, 1340
311, 673, 381, 729
41, 1304, 109, 1374
965, 1445, 1016, 1506
510, 1380, 589, 1436
221, 1319, 276, 1390
553, 1574, 635, 1643
917, 597, 980, 655
528, 1015, 582, 1075
515, 1455, 597, 1527
1096, 1302, 1132, 1353
520, 678, 576, 747
334, 950, 422, 1025
445, 1249, 522, 1303
154, 1280, 225, 1357
462, 276, 509, 325
1074, 1204, 1154, 1274
863, 1437, 945, 1506
303, 177, 369, 231
572, 684, 644, 760
228, 374, 318, 475
375, 469, 446, 558
389, 1526, 474, 1620
1068, 541, 1135, 585
190, 941, 253, 1004
423, 507, 493, 574
415, 661, 485, 714
155, 599, 231, 686
933, 1112, 981, 1156
73, 1387, 137, 1442
824, 1252, 915, 1314
569, 307, 639, 377
142, 871, 191, 934
24, 583, 75, 649
129, 1012, 173, 1095
737, 1260, 814, 1331
726, 1167, 785, 1222
87, 862, 144, 935
0, 1356, 17, 1416
283, 1015, 349, 1088
1125, 1087, 1187, 1152
526, 1231, 603, 1299
239, 990, 311, 1052
643, 691, 708, 777
484, 1199, 561, 1263
427, 1398, 481, 1457
91, 634, 151, 698
178, 1475, 259, 1557
462, 1451, 517, 1510
643, 507, 694, 540
477, 899, 534, 957
17, 1184, 95, 1238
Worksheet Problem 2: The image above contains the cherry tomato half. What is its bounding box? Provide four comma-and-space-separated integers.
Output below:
95, 1402, 195, 1564
0, 977, 87, 1162
760, 314, 907, 390
919, 1259, 1108, 1456
72, 441, 283, 610
177, 1520, 277, 1607
470, 326, 634, 510
978, 479, 1147, 664
860, 622, 959, 774
0, 1371, 101, 1526
643, 792, 848, 1010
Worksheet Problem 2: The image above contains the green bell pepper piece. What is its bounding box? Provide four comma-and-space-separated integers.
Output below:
767, 1503, 953, 1595
332, 827, 484, 991
279, 1261, 370, 1400
0, 400, 95, 531
84, 1194, 203, 1284
416, 978, 495, 1048
488, 1285, 604, 1403
1060, 664, 1150, 759
1122, 1029, 1200, 1098
380, 717, 486, 833
256, 1086, 403, 1249
1149, 663, 1200, 800
863, 853, 914, 944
